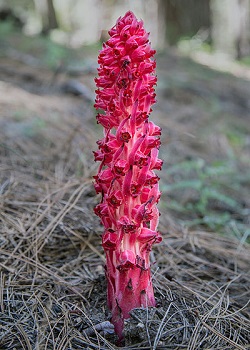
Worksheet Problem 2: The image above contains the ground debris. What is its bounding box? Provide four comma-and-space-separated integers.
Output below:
124, 281, 249, 349
0, 48, 250, 349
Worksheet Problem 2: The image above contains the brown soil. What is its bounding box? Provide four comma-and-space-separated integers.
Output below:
0, 40, 250, 349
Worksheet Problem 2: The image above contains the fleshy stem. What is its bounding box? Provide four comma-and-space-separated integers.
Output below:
93, 11, 162, 341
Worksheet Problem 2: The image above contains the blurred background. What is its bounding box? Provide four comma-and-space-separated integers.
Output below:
1, 0, 250, 59
0, 0, 249, 238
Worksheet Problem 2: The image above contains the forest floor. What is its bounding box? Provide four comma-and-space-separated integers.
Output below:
0, 26, 250, 349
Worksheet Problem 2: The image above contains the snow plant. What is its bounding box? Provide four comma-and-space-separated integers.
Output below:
93, 11, 162, 339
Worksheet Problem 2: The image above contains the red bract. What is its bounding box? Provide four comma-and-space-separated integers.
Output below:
93, 11, 162, 341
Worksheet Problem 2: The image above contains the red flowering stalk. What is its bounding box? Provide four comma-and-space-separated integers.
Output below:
93, 11, 162, 340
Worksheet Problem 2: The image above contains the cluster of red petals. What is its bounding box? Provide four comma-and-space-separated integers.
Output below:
93, 11, 162, 340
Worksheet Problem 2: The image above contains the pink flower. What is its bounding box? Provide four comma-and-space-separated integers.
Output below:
93, 11, 162, 341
